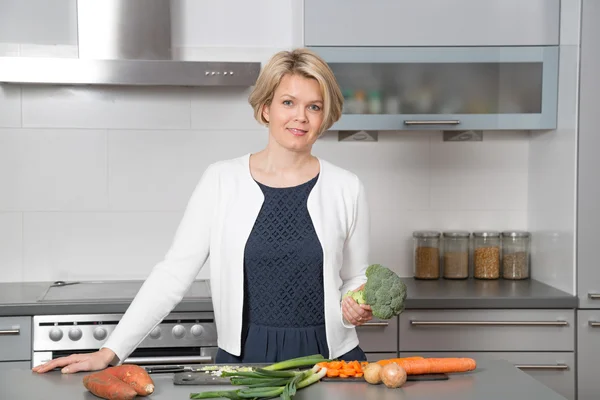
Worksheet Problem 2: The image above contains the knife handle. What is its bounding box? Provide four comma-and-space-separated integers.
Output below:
145, 365, 186, 374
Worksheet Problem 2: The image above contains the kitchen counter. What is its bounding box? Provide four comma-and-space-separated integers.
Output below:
0, 278, 577, 317
0, 359, 568, 400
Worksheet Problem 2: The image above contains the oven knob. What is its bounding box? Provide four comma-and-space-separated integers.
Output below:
49, 328, 63, 342
190, 324, 204, 337
68, 327, 83, 341
172, 325, 186, 339
93, 327, 107, 341
149, 327, 161, 339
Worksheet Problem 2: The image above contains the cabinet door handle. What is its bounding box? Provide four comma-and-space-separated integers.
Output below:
515, 364, 569, 371
409, 320, 569, 327
359, 322, 389, 327
589, 321, 600, 327
404, 120, 461, 126
0, 328, 20, 336
588, 293, 600, 299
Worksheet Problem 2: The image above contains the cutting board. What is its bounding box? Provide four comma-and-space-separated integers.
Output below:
173, 372, 448, 385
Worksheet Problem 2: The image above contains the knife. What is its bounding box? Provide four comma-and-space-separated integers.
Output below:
145, 365, 206, 374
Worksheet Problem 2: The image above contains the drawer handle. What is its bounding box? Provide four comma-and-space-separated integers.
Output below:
588, 293, 600, 299
589, 321, 600, 327
359, 322, 389, 327
515, 364, 569, 371
0, 329, 20, 336
409, 320, 569, 327
404, 120, 461, 126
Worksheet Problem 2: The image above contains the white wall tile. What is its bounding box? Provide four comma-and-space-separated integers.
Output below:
22, 87, 191, 129
528, 45, 579, 294
0, 85, 21, 127
0, 43, 20, 56
22, 212, 211, 282
108, 129, 266, 210
191, 88, 258, 130
172, 0, 293, 48
314, 132, 431, 212
0, 128, 107, 211
0, 213, 23, 282
19, 44, 78, 58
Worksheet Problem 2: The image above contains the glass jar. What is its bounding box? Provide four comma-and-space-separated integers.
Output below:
502, 231, 531, 280
442, 231, 470, 279
472, 231, 501, 279
413, 231, 441, 279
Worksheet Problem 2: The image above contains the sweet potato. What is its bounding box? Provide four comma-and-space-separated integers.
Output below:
104, 365, 155, 396
83, 371, 137, 400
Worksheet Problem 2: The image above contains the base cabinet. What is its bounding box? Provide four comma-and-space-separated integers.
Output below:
0, 361, 30, 370
400, 351, 574, 400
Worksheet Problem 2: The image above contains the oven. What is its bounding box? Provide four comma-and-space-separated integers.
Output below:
32, 312, 218, 368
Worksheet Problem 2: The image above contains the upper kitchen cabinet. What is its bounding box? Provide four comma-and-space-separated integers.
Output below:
304, 0, 560, 47
0, 0, 78, 45
309, 46, 558, 131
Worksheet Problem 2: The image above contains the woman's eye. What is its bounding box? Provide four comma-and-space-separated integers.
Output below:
309, 104, 321, 111
283, 100, 292, 106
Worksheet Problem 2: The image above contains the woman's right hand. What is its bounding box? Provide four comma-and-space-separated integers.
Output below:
32, 347, 116, 374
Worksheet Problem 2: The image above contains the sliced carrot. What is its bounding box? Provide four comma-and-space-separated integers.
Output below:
326, 369, 340, 378
339, 374, 349, 378
355, 372, 363, 378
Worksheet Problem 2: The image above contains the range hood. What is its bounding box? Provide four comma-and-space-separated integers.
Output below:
0, 0, 261, 87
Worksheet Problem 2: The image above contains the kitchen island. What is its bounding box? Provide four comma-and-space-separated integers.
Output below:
0, 359, 568, 400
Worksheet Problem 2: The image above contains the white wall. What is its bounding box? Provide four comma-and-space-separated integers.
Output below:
1, 0, 574, 289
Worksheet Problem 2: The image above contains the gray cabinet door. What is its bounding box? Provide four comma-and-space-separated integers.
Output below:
577, 310, 600, 400
399, 310, 574, 352
400, 351, 574, 400
364, 352, 396, 363
577, 0, 600, 308
0, 317, 32, 361
0, 361, 30, 370
304, 0, 559, 47
355, 318, 398, 353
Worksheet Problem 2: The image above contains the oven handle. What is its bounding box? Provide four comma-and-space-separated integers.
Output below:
123, 355, 213, 365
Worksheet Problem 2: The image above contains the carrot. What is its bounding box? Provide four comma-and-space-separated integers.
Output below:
326, 369, 340, 377
83, 371, 137, 400
376, 356, 424, 367
394, 357, 476, 375
105, 364, 155, 396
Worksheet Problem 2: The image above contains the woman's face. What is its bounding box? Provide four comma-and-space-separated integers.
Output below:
262, 74, 324, 154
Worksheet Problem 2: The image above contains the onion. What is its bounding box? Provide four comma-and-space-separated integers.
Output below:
380, 363, 407, 388
362, 363, 382, 385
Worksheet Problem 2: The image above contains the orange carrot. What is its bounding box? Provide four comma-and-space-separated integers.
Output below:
83, 371, 137, 400
104, 364, 155, 396
326, 369, 340, 377
376, 356, 424, 366
394, 357, 476, 375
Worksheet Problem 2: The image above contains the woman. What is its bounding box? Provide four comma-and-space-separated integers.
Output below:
33, 48, 373, 374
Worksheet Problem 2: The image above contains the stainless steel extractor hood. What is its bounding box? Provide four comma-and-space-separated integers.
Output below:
0, 0, 261, 87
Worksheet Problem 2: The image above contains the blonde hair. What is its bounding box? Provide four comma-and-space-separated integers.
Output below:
248, 48, 343, 136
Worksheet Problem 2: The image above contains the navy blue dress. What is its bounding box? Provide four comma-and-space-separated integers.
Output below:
215, 175, 366, 363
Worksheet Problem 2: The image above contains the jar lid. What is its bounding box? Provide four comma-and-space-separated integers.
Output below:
502, 230, 531, 238
443, 231, 470, 238
413, 231, 441, 238
473, 231, 500, 238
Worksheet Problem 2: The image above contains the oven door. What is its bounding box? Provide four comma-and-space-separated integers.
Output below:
33, 346, 218, 369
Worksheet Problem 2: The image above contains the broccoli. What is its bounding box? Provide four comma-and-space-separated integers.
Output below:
343, 264, 408, 320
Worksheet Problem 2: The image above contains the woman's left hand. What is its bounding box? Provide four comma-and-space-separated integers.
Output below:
342, 285, 373, 326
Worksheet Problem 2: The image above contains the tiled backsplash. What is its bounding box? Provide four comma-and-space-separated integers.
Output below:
0, 79, 530, 282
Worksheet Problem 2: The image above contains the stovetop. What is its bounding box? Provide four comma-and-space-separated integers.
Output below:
37, 280, 211, 303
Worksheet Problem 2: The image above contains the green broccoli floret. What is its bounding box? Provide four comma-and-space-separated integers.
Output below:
343, 264, 408, 320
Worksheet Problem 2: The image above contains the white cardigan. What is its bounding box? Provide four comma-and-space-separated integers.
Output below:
102, 153, 370, 362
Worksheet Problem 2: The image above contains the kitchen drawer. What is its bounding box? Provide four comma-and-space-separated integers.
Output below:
400, 351, 574, 400
577, 310, 600, 400
399, 310, 574, 352
356, 317, 398, 353
0, 361, 30, 370
0, 316, 32, 361
364, 353, 396, 363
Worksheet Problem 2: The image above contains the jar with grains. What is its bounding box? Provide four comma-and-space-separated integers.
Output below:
413, 231, 441, 280
442, 231, 470, 279
502, 231, 531, 280
472, 231, 501, 280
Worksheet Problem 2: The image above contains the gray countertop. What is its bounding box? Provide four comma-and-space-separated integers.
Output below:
0, 278, 577, 317
0, 359, 568, 400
